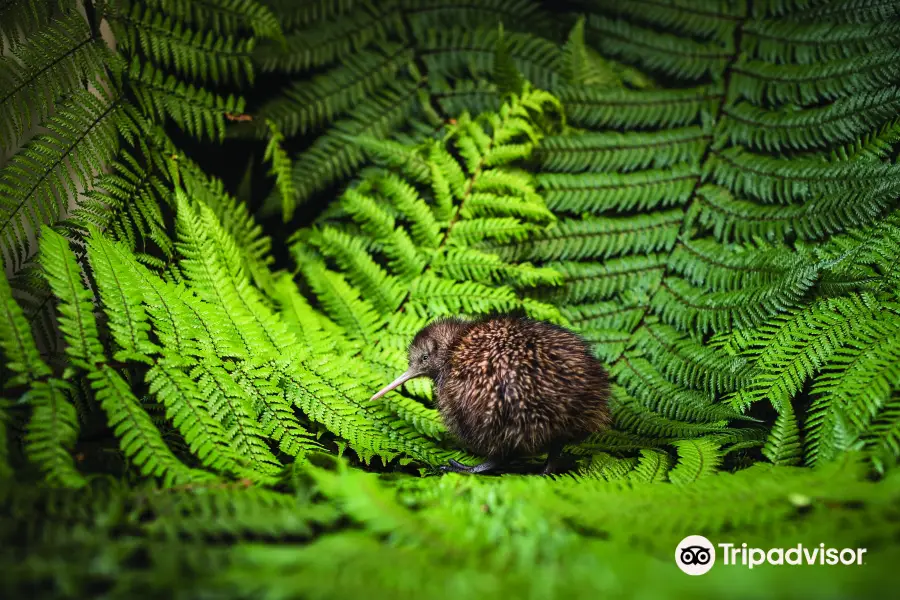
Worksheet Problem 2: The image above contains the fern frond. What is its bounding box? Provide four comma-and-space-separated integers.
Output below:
688, 183, 896, 243
805, 304, 900, 466
253, 43, 414, 138
0, 86, 123, 272
727, 293, 882, 414
2, 259, 86, 487
127, 58, 244, 141
584, 14, 733, 81
417, 25, 562, 91
65, 142, 174, 257
561, 16, 621, 88
720, 88, 900, 152
631, 322, 750, 395
610, 386, 732, 441
587, 0, 742, 40
0, 0, 56, 52
786, 0, 900, 23
537, 255, 666, 305
107, 1, 255, 85
555, 84, 721, 129
762, 401, 803, 466
254, 0, 402, 72
492, 24, 525, 96
667, 438, 723, 485
538, 165, 698, 215
141, 0, 283, 40
262, 119, 297, 221
628, 448, 673, 483
0, 11, 111, 151
0, 267, 50, 387
867, 392, 900, 475
537, 126, 709, 173
487, 211, 683, 263
38, 226, 207, 486
730, 48, 900, 105
22, 378, 87, 488
272, 79, 421, 210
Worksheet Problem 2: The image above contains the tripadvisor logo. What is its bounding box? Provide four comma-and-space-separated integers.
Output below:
675, 535, 716, 575
675, 535, 867, 575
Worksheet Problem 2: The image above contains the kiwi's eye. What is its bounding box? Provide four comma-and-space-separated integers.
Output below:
420, 354, 429, 363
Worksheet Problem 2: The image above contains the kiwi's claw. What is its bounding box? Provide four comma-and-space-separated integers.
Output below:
440, 458, 502, 474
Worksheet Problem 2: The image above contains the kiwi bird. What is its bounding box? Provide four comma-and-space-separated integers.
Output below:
369, 314, 612, 475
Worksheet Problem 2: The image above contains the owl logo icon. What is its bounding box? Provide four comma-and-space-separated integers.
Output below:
675, 535, 716, 575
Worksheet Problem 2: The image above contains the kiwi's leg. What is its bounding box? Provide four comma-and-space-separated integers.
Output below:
440, 458, 503, 474
541, 441, 567, 475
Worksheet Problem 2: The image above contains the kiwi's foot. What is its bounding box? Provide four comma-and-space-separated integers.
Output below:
439, 458, 502, 475
540, 442, 575, 476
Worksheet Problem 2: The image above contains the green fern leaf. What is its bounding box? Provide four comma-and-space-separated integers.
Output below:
39, 226, 207, 486
0, 11, 111, 151
668, 438, 723, 485
0, 86, 123, 272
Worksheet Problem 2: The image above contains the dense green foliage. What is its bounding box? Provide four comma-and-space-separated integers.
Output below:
2, 0, 900, 598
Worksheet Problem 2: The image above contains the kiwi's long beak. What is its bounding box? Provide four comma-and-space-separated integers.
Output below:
369, 369, 422, 401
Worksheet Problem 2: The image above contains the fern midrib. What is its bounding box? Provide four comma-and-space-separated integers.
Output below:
742, 21, 899, 44
94, 364, 188, 479
402, 2, 543, 23
694, 190, 795, 219
59, 239, 95, 365
130, 74, 231, 116
431, 87, 503, 114
179, 216, 272, 355
205, 226, 283, 353
143, 278, 190, 354
566, 304, 641, 325
802, 0, 900, 20
417, 43, 558, 70
28, 382, 77, 474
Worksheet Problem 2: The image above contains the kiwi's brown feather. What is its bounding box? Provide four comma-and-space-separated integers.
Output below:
410, 314, 611, 459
